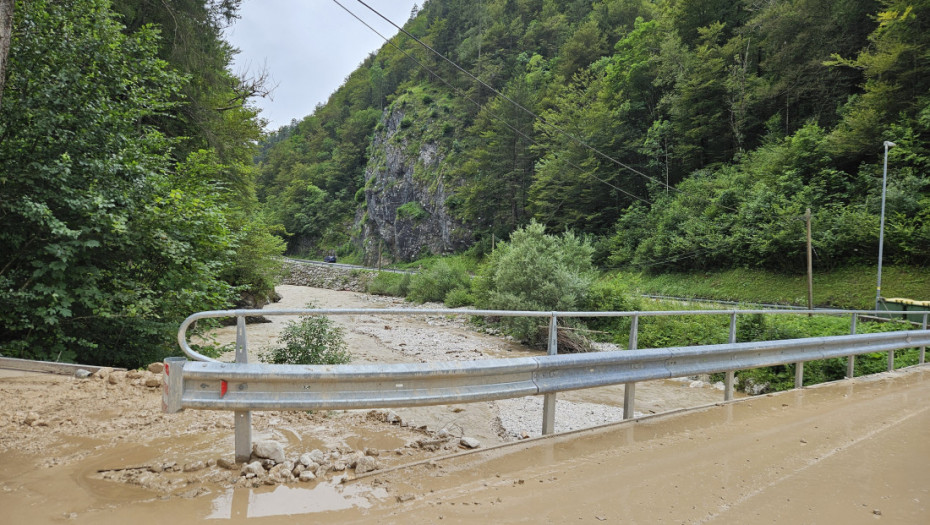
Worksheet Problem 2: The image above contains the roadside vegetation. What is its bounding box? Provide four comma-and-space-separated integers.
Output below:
364, 222, 926, 394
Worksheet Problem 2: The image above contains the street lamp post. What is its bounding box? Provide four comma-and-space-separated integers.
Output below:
875, 140, 896, 311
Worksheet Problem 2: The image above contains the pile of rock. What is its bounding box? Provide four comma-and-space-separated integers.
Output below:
230, 440, 382, 488
74, 362, 164, 388
282, 262, 374, 292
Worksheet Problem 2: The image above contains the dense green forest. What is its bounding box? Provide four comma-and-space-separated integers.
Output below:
1, 0, 928, 368
259, 0, 929, 274
0, 0, 283, 367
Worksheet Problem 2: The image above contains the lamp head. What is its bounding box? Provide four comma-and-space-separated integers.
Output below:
884, 141, 896, 148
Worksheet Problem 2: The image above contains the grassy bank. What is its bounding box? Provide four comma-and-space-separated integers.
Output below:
619, 265, 930, 310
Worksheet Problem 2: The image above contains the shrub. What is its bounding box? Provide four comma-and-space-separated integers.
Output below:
408, 259, 471, 303
367, 272, 411, 297
396, 201, 429, 222
582, 274, 642, 340
444, 287, 474, 308
474, 221, 596, 344
260, 313, 350, 365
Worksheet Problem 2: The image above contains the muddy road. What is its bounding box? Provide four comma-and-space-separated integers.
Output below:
2, 285, 925, 523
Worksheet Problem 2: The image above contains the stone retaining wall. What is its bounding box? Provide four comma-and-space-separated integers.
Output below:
281, 262, 375, 292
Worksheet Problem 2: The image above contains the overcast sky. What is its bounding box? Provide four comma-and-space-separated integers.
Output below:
225, 0, 421, 131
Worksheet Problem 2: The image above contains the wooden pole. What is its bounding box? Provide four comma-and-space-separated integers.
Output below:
806, 208, 813, 315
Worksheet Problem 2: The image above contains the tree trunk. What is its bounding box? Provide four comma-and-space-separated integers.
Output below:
0, 0, 14, 109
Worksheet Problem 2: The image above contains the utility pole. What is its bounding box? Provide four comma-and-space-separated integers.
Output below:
805, 208, 813, 315
876, 141, 896, 311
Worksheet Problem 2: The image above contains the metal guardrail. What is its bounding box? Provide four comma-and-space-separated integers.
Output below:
166, 307, 930, 462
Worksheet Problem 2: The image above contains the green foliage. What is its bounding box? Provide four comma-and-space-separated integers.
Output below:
623, 265, 930, 310
260, 313, 350, 365
582, 274, 642, 340
396, 201, 430, 222
0, 0, 275, 368
475, 221, 596, 343
0, 0, 242, 367
407, 258, 471, 303
251, 0, 928, 280
444, 287, 475, 308
366, 272, 412, 297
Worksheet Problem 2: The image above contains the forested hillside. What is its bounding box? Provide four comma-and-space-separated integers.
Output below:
0, 0, 283, 367
258, 0, 929, 272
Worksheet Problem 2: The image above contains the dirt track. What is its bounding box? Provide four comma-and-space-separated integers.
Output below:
1, 285, 927, 523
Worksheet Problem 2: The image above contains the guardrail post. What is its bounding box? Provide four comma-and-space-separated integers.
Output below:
541, 313, 558, 435
623, 314, 639, 420
921, 314, 928, 365
847, 313, 857, 378
234, 316, 252, 463
724, 313, 737, 401
885, 309, 898, 372
162, 357, 186, 413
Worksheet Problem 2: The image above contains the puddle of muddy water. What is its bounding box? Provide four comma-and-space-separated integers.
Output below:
344, 431, 407, 451
207, 482, 389, 519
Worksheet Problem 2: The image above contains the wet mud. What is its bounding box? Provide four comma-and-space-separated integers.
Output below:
5, 285, 921, 523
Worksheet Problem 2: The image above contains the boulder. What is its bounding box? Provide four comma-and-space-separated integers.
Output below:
460, 437, 480, 449
252, 440, 285, 464
355, 455, 379, 475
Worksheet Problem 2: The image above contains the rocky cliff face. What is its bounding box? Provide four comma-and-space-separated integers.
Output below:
355, 95, 473, 264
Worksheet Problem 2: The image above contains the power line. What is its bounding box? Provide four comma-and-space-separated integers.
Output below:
331, 0, 652, 208
351, 0, 677, 196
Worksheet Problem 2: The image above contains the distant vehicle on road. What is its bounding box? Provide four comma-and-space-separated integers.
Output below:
323, 255, 337, 263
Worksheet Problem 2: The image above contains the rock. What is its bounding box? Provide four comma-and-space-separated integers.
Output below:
261, 459, 276, 470
364, 448, 380, 457
147, 362, 165, 374
216, 457, 238, 470
252, 440, 285, 464
107, 373, 120, 385
93, 367, 113, 380
332, 461, 347, 472
268, 463, 294, 483
385, 411, 400, 424
74, 369, 92, 379
23, 412, 40, 426
143, 374, 161, 388
241, 461, 265, 477
298, 453, 316, 468
298, 470, 317, 482
126, 369, 144, 379
307, 449, 325, 465
183, 461, 206, 472
460, 437, 480, 449
355, 106, 474, 264
355, 455, 379, 475
292, 464, 305, 476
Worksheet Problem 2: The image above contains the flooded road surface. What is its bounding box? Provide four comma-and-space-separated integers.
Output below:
4, 285, 924, 523
369, 366, 930, 524
3, 366, 926, 524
